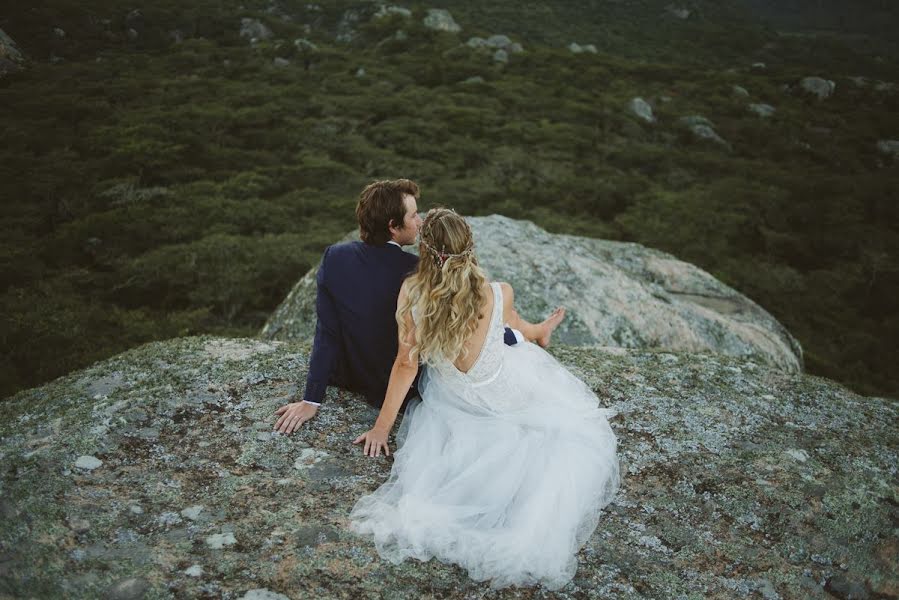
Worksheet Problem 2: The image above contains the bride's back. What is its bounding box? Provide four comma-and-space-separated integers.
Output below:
452, 282, 495, 374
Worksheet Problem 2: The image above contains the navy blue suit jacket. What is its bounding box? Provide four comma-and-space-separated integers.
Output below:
303, 241, 419, 407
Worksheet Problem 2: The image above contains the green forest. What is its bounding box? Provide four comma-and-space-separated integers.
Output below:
1, 0, 897, 399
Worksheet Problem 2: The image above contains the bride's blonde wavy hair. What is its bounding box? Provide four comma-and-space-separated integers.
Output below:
398, 208, 488, 366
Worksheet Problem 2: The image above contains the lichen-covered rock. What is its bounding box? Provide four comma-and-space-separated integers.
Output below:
262, 216, 802, 372
239, 18, 273, 42
373, 5, 411, 20
799, 76, 836, 100
0, 27, 25, 77
876, 139, 899, 160
422, 8, 461, 33
677, 115, 732, 149
1, 335, 895, 598
749, 103, 776, 118
630, 97, 656, 123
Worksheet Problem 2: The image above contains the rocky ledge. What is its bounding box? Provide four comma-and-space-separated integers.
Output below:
1, 335, 895, 599
262, 216, 802, 373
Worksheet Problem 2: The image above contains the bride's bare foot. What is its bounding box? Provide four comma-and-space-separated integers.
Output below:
536, 307, 566, 348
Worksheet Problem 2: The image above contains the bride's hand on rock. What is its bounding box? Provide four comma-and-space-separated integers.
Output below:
353, 428, 391, 457
273, 400, 318, 434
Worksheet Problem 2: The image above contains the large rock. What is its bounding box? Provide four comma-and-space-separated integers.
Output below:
262, 216, 802, 373
0, 27, 25, 77
1, 335, 894, 598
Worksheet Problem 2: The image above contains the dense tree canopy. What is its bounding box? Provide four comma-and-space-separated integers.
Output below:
1, 0, 897, 398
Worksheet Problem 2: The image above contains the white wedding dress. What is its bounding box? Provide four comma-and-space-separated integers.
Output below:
349, 282, 620, 590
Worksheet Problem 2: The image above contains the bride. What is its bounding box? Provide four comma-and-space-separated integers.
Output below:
349, 208, 620, 590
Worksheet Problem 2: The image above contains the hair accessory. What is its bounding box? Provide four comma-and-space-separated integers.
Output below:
420, 239, 473, 268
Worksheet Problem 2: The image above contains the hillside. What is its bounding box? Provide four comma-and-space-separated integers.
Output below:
1, 1, 897, 400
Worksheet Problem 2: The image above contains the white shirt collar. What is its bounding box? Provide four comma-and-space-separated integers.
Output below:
386, 240, 401, 248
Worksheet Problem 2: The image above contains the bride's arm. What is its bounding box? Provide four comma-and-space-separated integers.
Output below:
498, 282, 527, 333
353, 284, 418, 457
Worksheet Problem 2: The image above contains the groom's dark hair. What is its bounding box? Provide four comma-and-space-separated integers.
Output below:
356, 179, 420, 245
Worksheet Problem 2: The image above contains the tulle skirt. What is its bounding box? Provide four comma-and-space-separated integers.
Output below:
349, 342, 620, 590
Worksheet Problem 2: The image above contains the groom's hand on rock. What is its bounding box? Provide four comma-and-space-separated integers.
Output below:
273, 400, 318, 434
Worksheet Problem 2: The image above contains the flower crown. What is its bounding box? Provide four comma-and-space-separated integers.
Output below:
420, 238, 473, 268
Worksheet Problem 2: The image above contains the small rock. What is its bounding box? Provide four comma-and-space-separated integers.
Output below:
180, 505, 204, 521
423, 8, 461, 33
748, 103, 775, 118
355, 67, 365, 78
629, 97, 655, 123
184, 565, 204, 577
462, 76, 485, 85
241, 590, 290, 600
156, 511, 183, 527
240, 18, 273, 42
679, 115, 714, 129
129, 505, 144, 515
876, 139, 899, 159
373, 5, 411, 19
666, 6, 691, 19
800, 76, 836, 100
485, 34, 512, 49
687, 124, 730, 148
0, 28, 25, 65
69, 517, 91, 533
53, 27, 66, 38
493, 49, 508, 63
205, 532, 236, 549
294, 38, 317, 52
75, 455, 103, 471
784, 448, 809, 462
466, 36, 487, 49
568, 42, 584, 54
751, 62, 767, 69
272, 57, 290, 67
125, 9, 145, 32
732, 85, 750, 97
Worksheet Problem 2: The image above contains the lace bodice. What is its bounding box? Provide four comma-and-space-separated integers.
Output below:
420, 282, 505, 387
